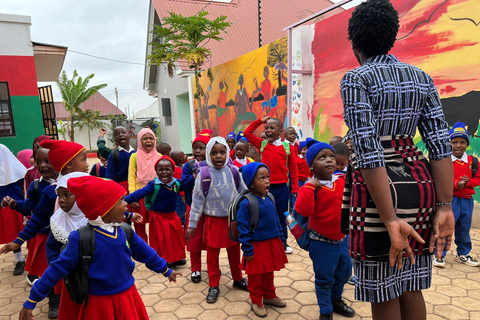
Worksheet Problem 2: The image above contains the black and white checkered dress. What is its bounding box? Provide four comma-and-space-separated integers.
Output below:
340, 55, 451, 303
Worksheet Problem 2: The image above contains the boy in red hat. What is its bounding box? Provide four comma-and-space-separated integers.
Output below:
125, 155, 186, 267
181, 129, 212, 283
18, 176, 181, 320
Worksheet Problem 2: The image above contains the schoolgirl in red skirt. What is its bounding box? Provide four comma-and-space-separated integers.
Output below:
125, 155, 186, 265
19, 176, 181, 320
237, 162, 288, 317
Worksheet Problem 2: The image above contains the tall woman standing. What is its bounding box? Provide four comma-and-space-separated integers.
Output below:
341, 1, 454, 319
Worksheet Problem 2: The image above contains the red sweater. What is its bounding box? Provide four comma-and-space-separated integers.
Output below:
245, 119, 299, 193
297, 157, 311, 182
233, 157, 253, 168
453, 156, 480, 199
294, 176, 345, 241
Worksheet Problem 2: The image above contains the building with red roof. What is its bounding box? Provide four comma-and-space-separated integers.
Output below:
54, 91, 125, 120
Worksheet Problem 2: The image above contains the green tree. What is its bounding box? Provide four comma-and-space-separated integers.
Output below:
57, 70, 107, 141
148, 10, 230, 130
74, 109, 104, 150
267, 37, 288, 88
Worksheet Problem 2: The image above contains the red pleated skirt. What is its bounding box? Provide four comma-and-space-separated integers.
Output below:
242, 237, 288, 275
185, 205, 206, 252
77, 284, 148, 320
58, 281, 82, 320
24, 232, 48, 276
204, 215, 237, 249
149, 211, 186, 263
0, 207, 24, 244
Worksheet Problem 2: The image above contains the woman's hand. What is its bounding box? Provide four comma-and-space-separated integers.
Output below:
186, 228, 196, 241
385, 218, 425, 269
429, 206, 454, 258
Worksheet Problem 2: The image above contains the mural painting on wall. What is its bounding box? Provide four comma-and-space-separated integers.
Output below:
194, 37, 289, 137
311, 0, 480, 198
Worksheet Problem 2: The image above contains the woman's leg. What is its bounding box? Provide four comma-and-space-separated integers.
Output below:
371, 299, 401, 320
399, 290, 426, 320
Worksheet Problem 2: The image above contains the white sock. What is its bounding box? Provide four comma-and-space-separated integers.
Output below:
14, 251, 24, 262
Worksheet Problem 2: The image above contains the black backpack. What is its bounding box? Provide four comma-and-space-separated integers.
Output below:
471, 156, 479, 178
228, 190, 275, 242
61, 223, 133, 305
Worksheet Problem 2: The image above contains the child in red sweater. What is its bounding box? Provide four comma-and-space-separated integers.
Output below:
295, 138, 355, 320
233, 139, 254, 168
244, 117, 299, 254
434, 122, 480, 268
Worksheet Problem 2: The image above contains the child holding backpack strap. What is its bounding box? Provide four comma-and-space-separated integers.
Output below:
125, 155, 186, 266
238, 163, 288, 317
294, 139, 354, 320
19, 176, 181, 320
186, 137, 249, 303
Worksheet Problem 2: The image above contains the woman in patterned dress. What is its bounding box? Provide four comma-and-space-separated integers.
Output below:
340, 1, 454, 319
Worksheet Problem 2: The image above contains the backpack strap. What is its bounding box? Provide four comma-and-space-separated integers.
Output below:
472, 156, 479, 178
112, 149, 120, 169
188, 159, 196, 173
119, 223, 133, 246
244, 193, 260, 235
265, 192, 276, 211
260, 140, 268, 153
282, 141, 291, 156
33, 179, 40, 207
199, 166, 211, 197
145, 178, 161, 210
227, 163, 240, 191
174, 180, 180, 193
96, 163, 100, 177
78, 224, 95, 305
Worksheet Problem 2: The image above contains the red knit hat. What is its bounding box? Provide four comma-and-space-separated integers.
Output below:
192, 129, 212, 146
154, 155, 176, 171
40, 140, 85, 173
67, 176, 126, 220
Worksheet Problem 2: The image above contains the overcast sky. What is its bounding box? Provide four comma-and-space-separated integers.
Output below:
0, 0, 155, 115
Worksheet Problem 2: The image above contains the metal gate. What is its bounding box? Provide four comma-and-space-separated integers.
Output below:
38, 85, 58, 139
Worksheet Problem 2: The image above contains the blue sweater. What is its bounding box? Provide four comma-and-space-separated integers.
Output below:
125, 178, 179, 213
24, 225, 172, 310
13, 179, 51, 234
106, 149, 135, 182
237, 195, 284, 256
180, 162, 196, 206
90, 163, 107, 178
0, 182, 23, 201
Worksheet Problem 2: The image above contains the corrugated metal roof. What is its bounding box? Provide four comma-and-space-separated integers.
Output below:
151, 0, 342, 69
54, 91, 125, 120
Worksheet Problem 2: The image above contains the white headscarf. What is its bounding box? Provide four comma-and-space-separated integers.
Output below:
206, 137, 230, 169
0, 144, 27, 186
50, 172, 89, 243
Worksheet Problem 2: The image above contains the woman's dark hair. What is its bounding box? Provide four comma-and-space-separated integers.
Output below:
347, 0, 399, 57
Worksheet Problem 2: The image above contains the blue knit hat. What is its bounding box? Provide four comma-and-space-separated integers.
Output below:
238, 137, 249, 143
241, 162, 269, 189
449, 122, 469, 145
306, 138, 335, 167
226, 132, 236, 142
298, 141, 307, 153
236, 131, 245, 142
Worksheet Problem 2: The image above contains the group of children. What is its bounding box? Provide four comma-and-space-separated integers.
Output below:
0, 117, 477, 320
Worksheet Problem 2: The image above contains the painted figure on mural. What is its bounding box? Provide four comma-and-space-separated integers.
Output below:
254, 66, 278, 118
234, 74, 257, 131
216, 80, 228, 137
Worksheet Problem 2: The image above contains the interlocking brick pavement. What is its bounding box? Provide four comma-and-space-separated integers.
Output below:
2, 230, 480, 319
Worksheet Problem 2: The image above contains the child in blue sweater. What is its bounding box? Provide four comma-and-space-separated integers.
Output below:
125, 155, 186, 266
238, 162, 288, 317
19, 175, 181, 320
105, 126, 135, 189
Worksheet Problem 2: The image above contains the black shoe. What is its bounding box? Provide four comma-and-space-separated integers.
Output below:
13, 261, 25, 276
206, 286, 219, 303
48, 295, 60, 319
233, 278, 249, 291
320, 313, 333, 320
332, 298, 355, 317
26, 274, 40, 286
173, 259, 187, 265
191, 271, 202, 283
167, 263, 177, 269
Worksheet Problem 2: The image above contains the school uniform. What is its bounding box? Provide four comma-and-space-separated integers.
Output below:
125, 178, 186, 263
14, 178, 53, 276
0, 182, 25, 244
89, 163, 107, 178
24, 225, 172, 320
244, 119, 299, 241
233, 157, 254, 168
295, 175, 351, 315
173, 166, 186, 224
237, 195, 287, 305
105, 146, 135, 191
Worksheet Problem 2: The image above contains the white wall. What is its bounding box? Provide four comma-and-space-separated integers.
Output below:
0, 14, 33, 56
57, 120, 116, 151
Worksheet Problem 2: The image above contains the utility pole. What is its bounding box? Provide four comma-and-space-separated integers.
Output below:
258, 0, 262, 48
115, 87, 119, 108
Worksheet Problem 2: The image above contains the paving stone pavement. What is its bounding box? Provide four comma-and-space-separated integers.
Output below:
2, 230, 480, 320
